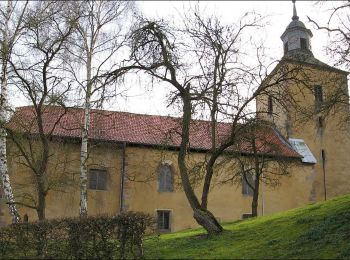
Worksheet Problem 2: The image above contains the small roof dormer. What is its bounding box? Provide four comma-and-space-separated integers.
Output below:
281, 1, 313, 56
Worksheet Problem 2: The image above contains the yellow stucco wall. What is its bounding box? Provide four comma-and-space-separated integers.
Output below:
1, 140, 317, 232
1, 140, 122, 225
257, 61, 350, 203
124, 146, 315, 231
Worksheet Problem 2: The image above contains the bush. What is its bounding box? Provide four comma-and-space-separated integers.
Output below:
0, 212, 154, 259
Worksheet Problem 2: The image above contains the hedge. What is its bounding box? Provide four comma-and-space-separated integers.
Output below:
0, 212, 154, 259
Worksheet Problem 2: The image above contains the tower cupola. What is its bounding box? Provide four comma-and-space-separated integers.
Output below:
281, 1, 313, 56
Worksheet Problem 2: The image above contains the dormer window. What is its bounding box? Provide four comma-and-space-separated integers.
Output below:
284, 42, 288, 54
300, 38, 307, 50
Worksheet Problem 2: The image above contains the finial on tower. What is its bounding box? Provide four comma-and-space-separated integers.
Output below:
292, 0, 299, 21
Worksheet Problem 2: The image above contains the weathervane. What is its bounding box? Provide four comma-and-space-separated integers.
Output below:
292, 0, 299, 21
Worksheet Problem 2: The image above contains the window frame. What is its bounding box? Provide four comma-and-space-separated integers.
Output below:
156, 210, 171, 232
300, 38, 307, 50
242, 213, 253, 219
88, 169, 108, 191
268, 95, 273, 115
158, 162, 174, 192
314, 85, 323, 111
284, 42, 288, 54
242, 173, 254, 196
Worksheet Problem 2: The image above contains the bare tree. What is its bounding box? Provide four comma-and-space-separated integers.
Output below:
5, 1, 80, 220
307, 2, 350, 125
308, 1, 350, 70
64, 0, 134, 217
219, 119, 295, 217
0, 0, 28, 223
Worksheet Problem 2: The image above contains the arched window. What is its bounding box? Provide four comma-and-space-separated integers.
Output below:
268, 95, 273, 115
242, 173, 254, 196
158, 163, 174, 192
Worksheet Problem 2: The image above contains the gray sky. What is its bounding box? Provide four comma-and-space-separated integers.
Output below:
11, 1, 343, 117
109, 1, 341, 117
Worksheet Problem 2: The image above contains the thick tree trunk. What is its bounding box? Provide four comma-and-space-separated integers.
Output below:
193, 208, 223, 234
0, 2, 21, 223
37, 189, 46, 221
178, 92, 223, 235
251, 181, 259, 217
251, 152, 261, 217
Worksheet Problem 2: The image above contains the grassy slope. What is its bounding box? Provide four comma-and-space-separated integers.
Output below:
144, 195, 350, 259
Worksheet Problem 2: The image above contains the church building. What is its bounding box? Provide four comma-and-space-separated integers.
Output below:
0, 2, 349, 231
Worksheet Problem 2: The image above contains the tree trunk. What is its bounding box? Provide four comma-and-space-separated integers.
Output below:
251, 172, 260, 217
178, 92, 223, 235
37, 189, 46, 221
79, 53, 92, 217
0, 1, 21, 223
193, 208, 223, 235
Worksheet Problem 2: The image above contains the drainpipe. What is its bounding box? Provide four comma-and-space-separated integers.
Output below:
119, 142, 126, 213
321, 149, 327, 201
261, 173, 265, 216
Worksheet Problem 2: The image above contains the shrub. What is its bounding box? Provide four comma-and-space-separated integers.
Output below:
0, 212, 154, 259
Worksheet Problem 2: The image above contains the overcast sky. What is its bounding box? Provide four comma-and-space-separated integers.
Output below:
11, 1, 342, 117
107, 1, 342, 117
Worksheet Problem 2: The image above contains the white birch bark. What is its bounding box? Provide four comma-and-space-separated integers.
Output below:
77, 1, 132, 216
0, 1, 21, 223
79, 53, 92, 217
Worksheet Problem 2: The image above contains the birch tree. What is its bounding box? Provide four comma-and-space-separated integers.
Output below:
0, 0, 28, 223
65, 0, 133, 217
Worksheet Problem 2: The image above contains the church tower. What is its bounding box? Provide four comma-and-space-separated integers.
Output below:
281, 0, 313, 56
257, 1, 350, 202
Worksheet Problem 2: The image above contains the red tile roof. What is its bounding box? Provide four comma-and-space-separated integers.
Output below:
7, 106, 301, 158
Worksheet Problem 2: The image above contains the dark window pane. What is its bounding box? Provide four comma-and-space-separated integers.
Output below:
97, 171, 107, 190
318, 116, 324, 128
157, 210, 170, 231
300, 38, 307, 50
242, 173, 254, 196
284, 42, 288, 54
268, 96, 273, 115
89, 171, 97, 189
314, 85, 323, 111
89, 170, 107, 190
242, 213, 253, 219
159, 164, 173, 192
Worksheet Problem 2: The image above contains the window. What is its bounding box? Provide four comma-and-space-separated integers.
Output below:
242, 173, 254, 196
268, 95, 273, 115
284, 42, 288, 54
314, 85, 323, 111
300, 38, 307, 50
88, 169, 107, 190
321, 149, 326, 162
157, 210, 171, 232
242, 213, 253, 219
158, 163, 173, 192
318, 116, 324, 128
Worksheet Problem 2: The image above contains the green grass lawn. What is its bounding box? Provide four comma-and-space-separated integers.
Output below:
144, 195, 350, 259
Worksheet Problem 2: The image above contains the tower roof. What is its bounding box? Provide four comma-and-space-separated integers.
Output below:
281, 1, 313, 40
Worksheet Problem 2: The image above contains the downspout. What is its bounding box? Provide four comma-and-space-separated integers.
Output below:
321, 149, 326, 201
261, 174, 265, 216
119, 142, 126, 213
